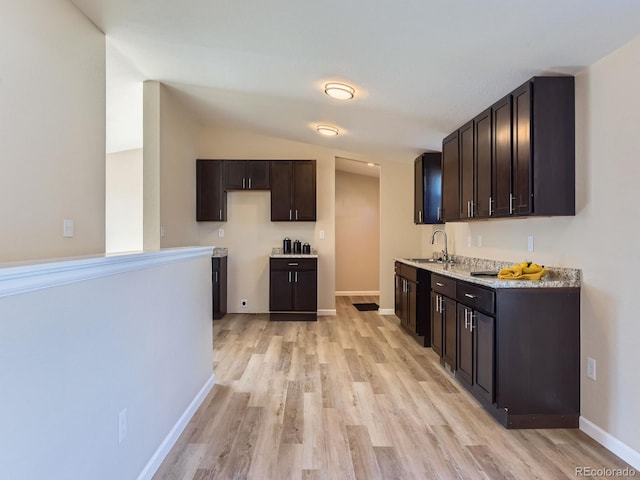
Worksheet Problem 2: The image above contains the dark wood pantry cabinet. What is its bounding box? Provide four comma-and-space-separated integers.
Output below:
414, 152, 443, 224
271, 160, 316, 221
196, 159, 226, 221
269, 257, 317, 320
223, 160, 270, 190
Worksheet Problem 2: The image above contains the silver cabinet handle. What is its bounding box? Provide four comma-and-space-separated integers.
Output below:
295, 271, 298, 283
467, 200, 470, 217
288, 271, 292, 283
488, 196, 493, 216
437, 295, 442, 313
219, 209, 222, 220
440, 296, 444, 313
419, 210, 422, 223
464, 293, 477, 299
243, 178, 246, 189
249, 178, 252, 189
470, 201, 474, 217
289, 209, 292, 220
464, 308, 469, 329
510, 193, 514, 214
437, 206, 441, 221
288, 262, 299, 266
215, 271, 218, 283
436, 282, 445, 287
296, 210, 299, 220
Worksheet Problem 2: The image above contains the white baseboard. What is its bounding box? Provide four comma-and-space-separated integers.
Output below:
335, 291, 380, 296
378, 308, 395, 315
580, 416, 640, 471
137, 374, 216, 480
318, 309, 337, 316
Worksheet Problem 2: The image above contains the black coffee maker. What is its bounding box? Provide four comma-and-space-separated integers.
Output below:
283, 237, 292, 254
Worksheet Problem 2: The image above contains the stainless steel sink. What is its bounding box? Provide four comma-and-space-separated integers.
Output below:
405, 258, 442, 264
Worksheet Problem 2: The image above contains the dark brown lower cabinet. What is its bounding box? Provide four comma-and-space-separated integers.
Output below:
212, 256, 227, 320
430, 271, 579, 429
269, 257, 317, 321
395, 262, 431, 346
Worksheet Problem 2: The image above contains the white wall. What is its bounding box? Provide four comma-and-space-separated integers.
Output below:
0, 252, 213, 480
420, 33, 640, 460
106, 148, 143, 253
0, 0, 105, 262
335, 170, 380, 293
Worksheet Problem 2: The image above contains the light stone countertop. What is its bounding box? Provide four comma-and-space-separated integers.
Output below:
212, 247, 228, 257
396, 255, 581, 289
271, 247, 318, 258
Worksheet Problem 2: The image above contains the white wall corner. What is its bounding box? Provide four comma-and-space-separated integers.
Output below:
136, 374, 216, 480
580, 416, 640, 471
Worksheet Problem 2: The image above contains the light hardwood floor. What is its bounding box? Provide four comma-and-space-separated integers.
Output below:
153, 296, 632, 479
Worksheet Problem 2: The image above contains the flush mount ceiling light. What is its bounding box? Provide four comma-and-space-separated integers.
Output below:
324, 82, 355, 100
316, 125, 339, 136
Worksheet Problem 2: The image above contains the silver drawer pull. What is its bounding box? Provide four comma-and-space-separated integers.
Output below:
436, 282, 445, 287
464, 293, 477, 299
288, 262, 299, 266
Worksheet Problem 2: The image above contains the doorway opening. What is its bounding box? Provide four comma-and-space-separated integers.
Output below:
334, 157, 381, 304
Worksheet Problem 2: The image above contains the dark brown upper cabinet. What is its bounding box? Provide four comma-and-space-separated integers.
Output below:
474, 108, 492, 218
196, 159, 226, 222
458, 121, 475, 219
441, 131, 460, 222
271, 160, 316, 221
224, 160, 270, 190
491, 95, 513, 217
441, 76, 575, 222
414, 152, 443, 224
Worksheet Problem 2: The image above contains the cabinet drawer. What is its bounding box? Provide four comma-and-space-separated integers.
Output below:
400, 264, 417, 282
431, 274, 456, 298
457, 282, 495, 315
270, 257, 317, 271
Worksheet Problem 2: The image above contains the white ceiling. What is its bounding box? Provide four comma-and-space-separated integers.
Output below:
74, 0, 640, 159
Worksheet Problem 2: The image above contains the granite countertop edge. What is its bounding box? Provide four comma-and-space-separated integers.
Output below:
396, 256, 581, 289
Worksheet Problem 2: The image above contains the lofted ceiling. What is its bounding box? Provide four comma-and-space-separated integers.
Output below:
73, 0, 640, 159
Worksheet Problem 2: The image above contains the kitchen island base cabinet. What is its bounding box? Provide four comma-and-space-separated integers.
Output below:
269, 257, 317, 321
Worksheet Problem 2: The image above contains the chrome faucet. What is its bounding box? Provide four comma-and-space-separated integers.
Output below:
431, 229, 449, 262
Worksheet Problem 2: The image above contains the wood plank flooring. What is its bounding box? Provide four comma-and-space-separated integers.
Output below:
153, 296, 633, 480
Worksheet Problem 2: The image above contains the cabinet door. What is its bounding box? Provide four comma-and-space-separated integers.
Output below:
269, 269, 293, 311
457, 304, 473, 385
196, 160, 226, 221
458, 121, 475, 219
473, 311, 495, 403
492, 95, 513, 217
474, 108, 492, 218
431, 292, 443, 357
407, 279, 417, 334
271, 161, 293, 220
414, 156, 424, 224
395, 275, 403, 318
512, 83, 532, 215
293, 269, 317, 311
442, 296, 457, 369
441, 132, 459, 222
292, 160, 316, 221
212, 256, 227, 320
224, 160, 248, 190
247, 160, 271, 189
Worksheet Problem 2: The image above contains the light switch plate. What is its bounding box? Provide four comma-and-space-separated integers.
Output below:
63, 219, 74, 238
218, 228, 224, 238
319, 230, 325, 240
527, 235, 534, 252
587, 357, 596, 380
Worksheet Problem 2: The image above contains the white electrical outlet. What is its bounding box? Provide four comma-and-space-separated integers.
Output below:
118, 408, 128, 444
477, 235, 483, 247
63, 219, 74, 238
241, 299, 248, 308
319, 230, 325, 240
587, 357, 596, 380
218, 228, 225, 238
527, 235, 534, 252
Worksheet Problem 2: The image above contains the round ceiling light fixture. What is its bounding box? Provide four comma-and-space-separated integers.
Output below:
324, 82, 355, 100
316, 125, 339, 136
